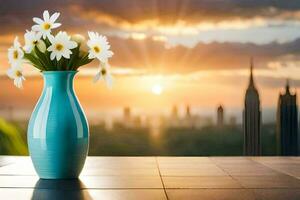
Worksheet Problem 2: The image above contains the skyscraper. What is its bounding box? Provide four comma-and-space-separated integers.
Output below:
276, 80, 299, 156
123, 107, 131, 120
217, 105, 224, 126
186, 105, 191, 118
172, 105, 178, 119
243, 58, 261, 156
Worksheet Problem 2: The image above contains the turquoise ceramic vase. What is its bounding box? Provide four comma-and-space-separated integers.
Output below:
28, 71, 89, 179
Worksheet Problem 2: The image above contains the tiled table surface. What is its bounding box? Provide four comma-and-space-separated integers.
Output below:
0, 156, 299, 200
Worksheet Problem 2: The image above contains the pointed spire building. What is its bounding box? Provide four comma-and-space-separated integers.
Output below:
243, 58, 261, 155
276, 79, 299, 155
217, 105, 224, 127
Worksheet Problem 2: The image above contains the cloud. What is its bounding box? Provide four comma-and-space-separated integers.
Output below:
1, 0, 300, 76
2, 0, 300, 35
72, 0, 300, 24
107, 36, 300, 73
64, 0, 300, 37
1, 34, 300, 75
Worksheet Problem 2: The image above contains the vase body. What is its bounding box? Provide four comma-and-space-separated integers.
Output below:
28, 71, 89, 179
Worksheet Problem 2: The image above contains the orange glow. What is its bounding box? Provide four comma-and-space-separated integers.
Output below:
151, 84, 163, 95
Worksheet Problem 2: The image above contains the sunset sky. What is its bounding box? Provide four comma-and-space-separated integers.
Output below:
1, 0, 300, 121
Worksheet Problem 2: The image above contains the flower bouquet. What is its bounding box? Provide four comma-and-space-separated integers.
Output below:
6, 10, 114, 179
7, 10, 113, 88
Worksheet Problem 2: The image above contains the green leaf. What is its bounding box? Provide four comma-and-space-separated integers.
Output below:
67, 46, 80, 70
57, 58, 64, 71
23, 53, 45, 70
45, 51, 55, 70
78, 58, 93, 68
43, 38, 51, 47
42, 38, 57, 70
73, 53, 94, 70
34, 46, 49, 70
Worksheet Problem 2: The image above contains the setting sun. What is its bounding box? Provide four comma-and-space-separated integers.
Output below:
151, 84, 163, 95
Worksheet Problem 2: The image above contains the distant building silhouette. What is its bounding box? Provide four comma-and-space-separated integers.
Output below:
123, 107, 131, 120
276, 80, 299, 156
243, 58, 261, 156
172, 105, 178, 119
229, 116, 237, 126
132, 116, 142, 127
217, 105, 224, 126
167, 105, 212, 128
186, 105, 191, 118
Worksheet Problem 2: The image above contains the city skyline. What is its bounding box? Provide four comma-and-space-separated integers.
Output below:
0, 60, 297, 123
277, 80, 299, 155
1, 1, 300, 114
243, 59, 261, 155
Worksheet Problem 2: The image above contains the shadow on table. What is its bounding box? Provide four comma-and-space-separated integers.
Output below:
31, 179, 92, 200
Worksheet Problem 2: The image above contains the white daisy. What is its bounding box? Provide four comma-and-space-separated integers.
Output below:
8, 37, 24, 66
23, 30, 46, 53
87, 31, 113, 62
7, 65, 25, 89
32, 10, 61, 39
94, 62, 113, 88
71, 34, 88, 52
47, 31, 78, 61
71, 34, 85, 44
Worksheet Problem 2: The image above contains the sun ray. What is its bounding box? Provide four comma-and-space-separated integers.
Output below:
151, 84, 163, 95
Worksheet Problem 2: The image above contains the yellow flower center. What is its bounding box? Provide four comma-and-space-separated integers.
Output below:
33, 40, 38, 45
55, 44, 63, 51
101, 68, 106, 76
15, 70, 22, 77
93, 46, 101, 53
43, 23, 51, 30
13, 50, 18, 59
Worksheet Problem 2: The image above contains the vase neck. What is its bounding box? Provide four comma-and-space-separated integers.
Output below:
42, 71, 77, 91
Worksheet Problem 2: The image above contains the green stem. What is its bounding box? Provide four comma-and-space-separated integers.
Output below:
57, 58, 64, 70
68, 46, 80, 70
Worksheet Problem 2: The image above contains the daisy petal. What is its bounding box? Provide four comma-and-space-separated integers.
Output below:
50, 12, 60, 22
31, 25, 40, 31
48, 34, 55, 44
7, 68, 14, 79
33, 17, 43, 24
36, 32, 43, 39
67, 41, 77, 49
106, 74, 113, 89
52, 23, 61, 29
13, 37, 20, 48
107, 50, 114, 57
93, 72, 102, 83
56, 53, 62, 61
47, 46, 54, 51
88, 52, 95, 59
43, 10, 50, 21
50, 52, 55, 60
62, 51, 70, 59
